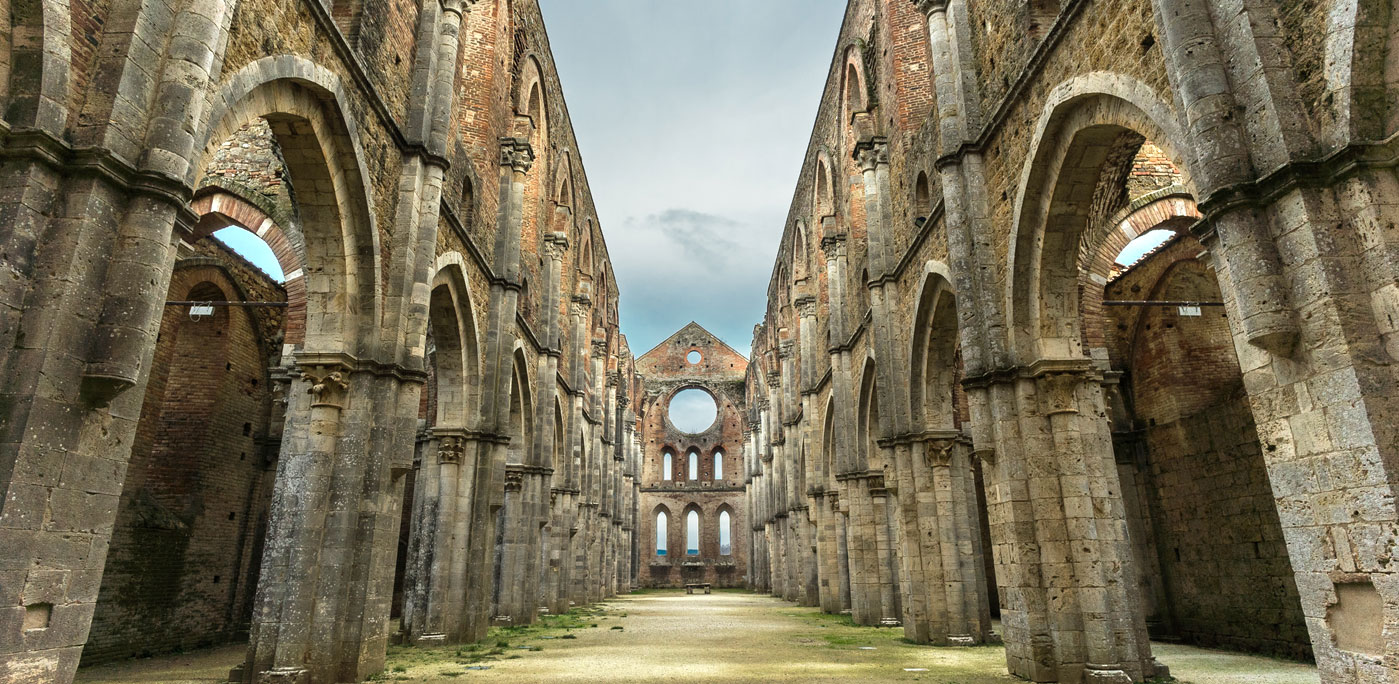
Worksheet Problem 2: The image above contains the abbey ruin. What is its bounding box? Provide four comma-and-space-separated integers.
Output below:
1, 0, 1397, 682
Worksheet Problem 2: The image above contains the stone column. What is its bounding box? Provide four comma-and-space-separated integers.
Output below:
403, 429, 485, 644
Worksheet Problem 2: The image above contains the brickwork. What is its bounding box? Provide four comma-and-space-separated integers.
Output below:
747, 1, 1399, 682
82, 244, 285, 664
0, 1, 639, 682
1106, 237, 1311, 659
636, 324, 749, 589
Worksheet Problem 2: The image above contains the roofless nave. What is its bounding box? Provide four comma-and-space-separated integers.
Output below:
0, 0, 1396, 683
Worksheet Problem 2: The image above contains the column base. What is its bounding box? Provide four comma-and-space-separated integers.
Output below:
414, 633, 447, 646
256, 668, 309, 684
947, 635, 975, 647
1082, 664, 1133, 684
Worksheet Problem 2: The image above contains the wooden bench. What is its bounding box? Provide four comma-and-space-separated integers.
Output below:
684, 583, 712, 595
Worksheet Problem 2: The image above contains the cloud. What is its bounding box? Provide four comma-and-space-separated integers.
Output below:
538, 0, 848, 359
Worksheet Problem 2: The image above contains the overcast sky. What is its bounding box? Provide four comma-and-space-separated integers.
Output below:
538, 0, 847, 359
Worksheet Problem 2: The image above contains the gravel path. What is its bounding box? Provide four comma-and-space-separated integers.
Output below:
75, 590, 1319, 684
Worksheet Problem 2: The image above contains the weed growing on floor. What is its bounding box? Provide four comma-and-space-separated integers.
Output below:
379, 604, 625, 680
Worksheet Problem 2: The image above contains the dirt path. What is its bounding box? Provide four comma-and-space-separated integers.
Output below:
76, 590, 1319, 684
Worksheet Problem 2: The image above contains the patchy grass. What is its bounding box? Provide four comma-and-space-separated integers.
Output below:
377, 603, 625, 680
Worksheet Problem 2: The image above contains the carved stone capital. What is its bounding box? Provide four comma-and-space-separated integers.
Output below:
854, 138, 890, 172
911, 0, 945, 16
794, 295, 818, 319
500, 138, 535, 173
766, 369, 781, 387
543, 231, 570, 259
923, 437, 957, 468
1038, 371, 1086, 417
504, 467, 524, 492
297, 364, 351, 409
436, 435, 466, 465
778, 341, 795, 359
821, 231, 848, 257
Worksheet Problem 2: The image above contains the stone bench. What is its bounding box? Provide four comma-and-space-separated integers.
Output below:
684, 583, 712, 595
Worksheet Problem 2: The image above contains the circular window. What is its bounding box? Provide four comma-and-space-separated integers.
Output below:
668, 388, 718, 434
686, 350, 702, 364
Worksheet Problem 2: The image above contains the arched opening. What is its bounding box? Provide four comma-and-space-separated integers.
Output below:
1007, 98, 1310, 668
718, 510, 732, 556
399, 261, 481, 639
686, 510, 700, 556
713, 449, 724, 481
656, 510, 669, 556
85, 271, 283, 663
662, 450, 673, 481
914, 171, 932, 222
687, 449, 699, 481
85, 76, 388, 661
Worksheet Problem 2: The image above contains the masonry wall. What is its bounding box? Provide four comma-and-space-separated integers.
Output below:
1105, 238, 1310, 658
82, 243, 286, 664
637, 326, 749, 589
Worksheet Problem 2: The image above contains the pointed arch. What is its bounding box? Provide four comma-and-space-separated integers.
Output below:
683, 503, 703, 556
508, 346, 534, 465
856, 356, 880, 471
716, 504, 735, 557
909, 263, 959, 431
1006, 74, 1194, 364
197, 58, 384, 356
427, 257, 482, 429
653, 504, 672, 557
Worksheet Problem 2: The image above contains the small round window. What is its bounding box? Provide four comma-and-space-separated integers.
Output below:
668, 388, 718, 434
687, 350, 702, 364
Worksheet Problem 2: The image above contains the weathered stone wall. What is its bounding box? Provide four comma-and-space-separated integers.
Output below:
82, 243, 285, 664
747, 0, 1399, 681
1106, 237, 1311, 658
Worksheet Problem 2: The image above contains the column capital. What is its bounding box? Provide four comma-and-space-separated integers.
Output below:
766, 370, 782, 387
911, 0, 945, 16
794, 294, 818, 319
821, 231, 848, 256
778, 340, 796, 359
436, 434, 467, 464
853, 137, 889, 171
543, 230, 570, 259
295, 363, 351, 409
499, 137, 535, 173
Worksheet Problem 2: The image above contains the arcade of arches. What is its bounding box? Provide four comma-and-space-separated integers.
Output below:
2, 0, 1399, 683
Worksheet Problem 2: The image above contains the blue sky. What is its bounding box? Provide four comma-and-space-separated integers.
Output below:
214, 227, 285, 281
213, 2, 849, 358
538, 0, 848, 358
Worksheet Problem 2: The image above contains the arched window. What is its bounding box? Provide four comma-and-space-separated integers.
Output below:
662, 451, 673, 480
713, 450, 723, 480
688, 450, 699, 480
719, 511, 732, 556
686, 511, 699, 555
656, 511, 668, 556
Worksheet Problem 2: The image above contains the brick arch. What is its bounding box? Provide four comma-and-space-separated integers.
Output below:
1078, 191, 1202, 352
1006, 74, 1195, 363
189, 190, 308, 346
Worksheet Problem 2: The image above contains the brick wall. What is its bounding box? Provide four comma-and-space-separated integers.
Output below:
81, 245, 286, 664
1104, 238, 1311, 659
636, 324, 749, 588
